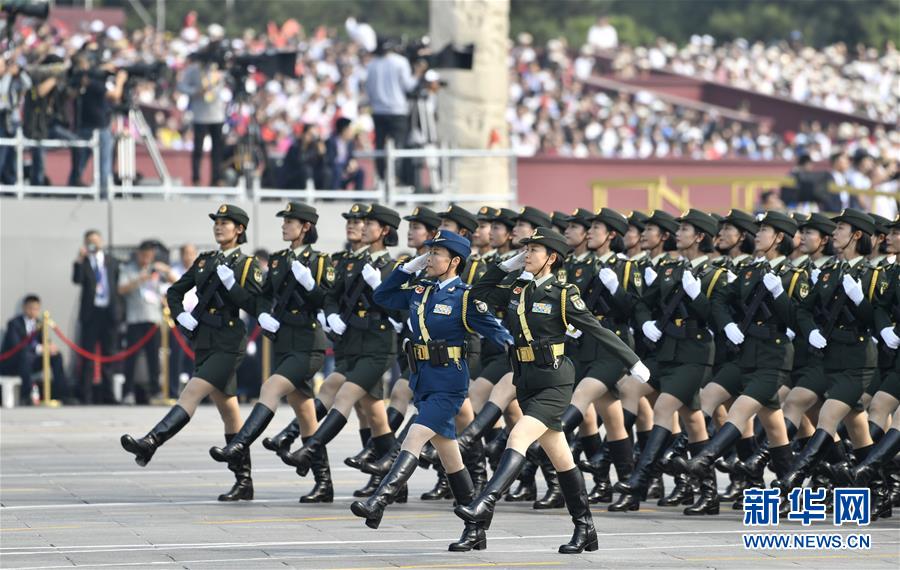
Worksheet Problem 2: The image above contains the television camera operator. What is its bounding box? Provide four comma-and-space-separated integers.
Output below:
0, 53, 31, 184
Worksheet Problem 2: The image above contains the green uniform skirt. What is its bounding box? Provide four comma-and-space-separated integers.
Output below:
194, 349, 243, 396
273, 350, 325, 398
514, 357, 576, 431
658, 363, 708, 410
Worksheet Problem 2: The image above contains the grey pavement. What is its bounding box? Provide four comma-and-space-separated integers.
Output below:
1, 405, 898, 569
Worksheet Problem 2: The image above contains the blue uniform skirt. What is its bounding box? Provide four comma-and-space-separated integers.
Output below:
413, 391, 467, 439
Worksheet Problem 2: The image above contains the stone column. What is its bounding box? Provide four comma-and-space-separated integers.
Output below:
429, 0, 510, 205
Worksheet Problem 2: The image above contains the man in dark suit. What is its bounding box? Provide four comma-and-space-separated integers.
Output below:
0, 295, 70, 404
820, 151, 861, 213
72, 229, 120, 404
326, 117, 365, 190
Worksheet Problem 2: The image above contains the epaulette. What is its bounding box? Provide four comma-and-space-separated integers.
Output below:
616, 253, 628, 260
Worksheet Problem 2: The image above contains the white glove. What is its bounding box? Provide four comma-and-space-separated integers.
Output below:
176, 311, 198, 331
880, 326, 900, 349
724, 322, 745, 345
565, 324, 583, 339
519, 270, 534, 281
786, 327, 796, 341
842, 274, 864, 306
246, 340, 257, 356
361, 263, 382, 289
811, 268, 821, 285
327, 313, 347, 335
809, 329, 828, 349
598, 267, 619, 294
291, 260, 316, 291
681, 270, 701, 300
402, 253, 429, 274
317, 310, 331, 333
642, 320, 662, 342
630, 361, 651, 383
258, 312, 280, 333
216, 264, 235, 290
763, 273, 784, 298
499, 251, 527, 272
644, 267, 657, 286
388, 317, 404, 334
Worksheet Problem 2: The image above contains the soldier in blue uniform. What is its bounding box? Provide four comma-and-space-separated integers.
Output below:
350, 231, 512, 553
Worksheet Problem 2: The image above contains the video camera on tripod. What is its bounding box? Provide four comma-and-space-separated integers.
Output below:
398, 36, 475, 72
1, 0, 49, 46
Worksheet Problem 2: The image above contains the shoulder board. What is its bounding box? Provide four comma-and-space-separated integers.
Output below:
457, 282, 472, 290
200, 250, 217, 257
616, 253, 628, 260
469, 253, 482, 261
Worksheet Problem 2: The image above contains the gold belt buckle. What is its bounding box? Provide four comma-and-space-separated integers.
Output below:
209, 308, 216, 314
674, 318, 683, 327
414, 345, 429, 360
357, 310, 367, 317
517, 346, 534, 362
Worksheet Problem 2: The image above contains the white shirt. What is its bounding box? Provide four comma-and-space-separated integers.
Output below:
587, 23, 618, 51
90, 251, 110, 308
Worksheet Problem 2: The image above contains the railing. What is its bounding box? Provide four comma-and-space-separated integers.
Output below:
1, 130, 100, 199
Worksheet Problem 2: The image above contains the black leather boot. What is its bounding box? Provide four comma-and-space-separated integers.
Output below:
455, 449, 526, 530
851, 428, 900, 484
614, 425, 670, 495
463, 438, 488, 495
504, 458, 537, 502
282, 410, 347, 476
218, 434, 253, 501
869, 421, 885, 444
121, 405, 190, 466
447, 469, 487, 552
646, 472, 665, 500
578, 440, 611, 476
210, 403, 274, 464
386, 407, 405, 432
533, 449, 564, 509
560, 405, 584, 435
418, 441, 440, 468
344, 439, 376, 470
735, 444, 771, 480
659, 473, 695, 506
719, 475, 748, 502
299, 437, 334, 503
456, 403, 503, 455
683, 473, 719, 515
360, 433, 399, 476
607, 435, 641, 511
484, 427, 508, 471
580, 434, 611, 503
558, 468, 599, 554
351, 451, 418, 529
658, 432, 689, 475
421, 466, 452, 500
354, 474, 381, 497
772, 429, 833, 491
261, 418, 300, 455
672, 423, 742, 479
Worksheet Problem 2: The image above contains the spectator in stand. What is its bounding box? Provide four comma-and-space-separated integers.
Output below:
822, 150, 860, 212
0, 55, 31, 185
326, 117, 365, 189
278, 124, 328, 189
757, 190, 786, 215
587, 16, 618, 52
0, 295, 72, 405
345, 16, 377, 53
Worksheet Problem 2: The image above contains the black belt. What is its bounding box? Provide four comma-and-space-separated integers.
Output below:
745, 323, 785, 340
281, 311, 316, 326
663, 319, 701, 339
830, 329, 869, 344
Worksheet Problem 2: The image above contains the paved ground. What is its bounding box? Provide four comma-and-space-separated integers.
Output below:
1, 405, 898, 570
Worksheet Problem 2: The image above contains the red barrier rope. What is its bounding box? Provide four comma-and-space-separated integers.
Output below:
0, 331, 37, 362
168, 323, 195, 360
248, 324, 261, 342
52, 324, 160, 364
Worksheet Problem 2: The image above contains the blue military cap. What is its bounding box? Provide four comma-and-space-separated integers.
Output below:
424, 230, 471, 260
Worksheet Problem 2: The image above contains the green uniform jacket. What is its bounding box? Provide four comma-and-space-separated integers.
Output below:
576, 251, 642, 361
873, 261, 899, 373
472, 264, 639, 390
167, 248, 263, 352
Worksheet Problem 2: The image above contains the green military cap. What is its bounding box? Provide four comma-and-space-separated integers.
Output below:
870, 213, 891, 235
709, 212, 724, 224
677, 208, 718, 237
645, 209, 679, 234
403, 206, 441, 229
628, 210, 649, 231
519, 226, 571, 257
722, 208, 759, 235
362, 203, 401, 229
758, 211, 799, 237
489, 207, 519, 228
438, 204, 478, 233
341, 202, 367, 219
276, 201, 318, 224
515, 205, 553, 229
550, 211, 570, 232
832, 208, 876, 235
791, 212, 810, 225
590, 207, 628, 235
476, 205, 499, 221
563, 207, 594, 228
209, 203, 249, 227
798, 212, 837, 235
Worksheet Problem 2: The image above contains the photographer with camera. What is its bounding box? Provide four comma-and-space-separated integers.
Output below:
0, 53, 31, 184
117, 240, 176, 404
178, 24, 228, 187
68, 52, 127, 196
365, 37, 426, 185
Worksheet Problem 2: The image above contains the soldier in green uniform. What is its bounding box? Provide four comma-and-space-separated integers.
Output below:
121, 204, 263, 501
673, 211, 808, 515
625, 210, 649, 261
282, 204, 405, 481
208, 202, 334, 502
611, 210, 726, 513
550, 210, 570, 234
457, 226, 644, 553
775, 208, 888, 491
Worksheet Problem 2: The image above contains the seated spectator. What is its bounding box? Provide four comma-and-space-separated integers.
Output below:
0, 295, 72, 405
326, 117, 365, 189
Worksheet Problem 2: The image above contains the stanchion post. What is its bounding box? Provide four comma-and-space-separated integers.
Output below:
42, 310, 51, 404
160, 307, 171, 401
261, 336, 271, 381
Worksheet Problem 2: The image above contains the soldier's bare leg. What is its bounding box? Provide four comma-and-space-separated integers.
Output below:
361, 394, 392, 437
595, 393, 627, 441
210, 389, 242, 434
468, 377, 495, 412
315, 371, 347, 409
843, 409, 874, 449
782, 386, 819, 431
388, 378, 413, 416
678, 408, 707, 442
699, 382, 731, 418
867, 391, 900, 431
175, 377, 219, 416
539, 428, 577, 472
636, 396, 654, 431
456, 398, 474, 432
287, 391, 318, 438
257, 374, 294, 410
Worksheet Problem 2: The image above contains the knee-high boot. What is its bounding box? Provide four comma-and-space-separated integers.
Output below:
121, 405, 190, 466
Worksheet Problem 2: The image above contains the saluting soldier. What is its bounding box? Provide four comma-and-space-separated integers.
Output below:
611, 210, 726, 514
208, 202, 335, 503
457, 226, 645, 554
121, 204, 263, 501
776, 209, 889, 492
351, 230, 512, 552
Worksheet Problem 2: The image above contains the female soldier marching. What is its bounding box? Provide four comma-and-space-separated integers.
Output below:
456, 227, 646, 553
121, 204, 263, 501
208, 202, 335, 503
351, 230, 512, 551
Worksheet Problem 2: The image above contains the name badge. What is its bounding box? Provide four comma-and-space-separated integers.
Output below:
433, 304, 452, 315
532, 302, 552, 314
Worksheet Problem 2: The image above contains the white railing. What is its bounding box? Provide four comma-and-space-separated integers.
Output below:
0, 133, 519, 207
